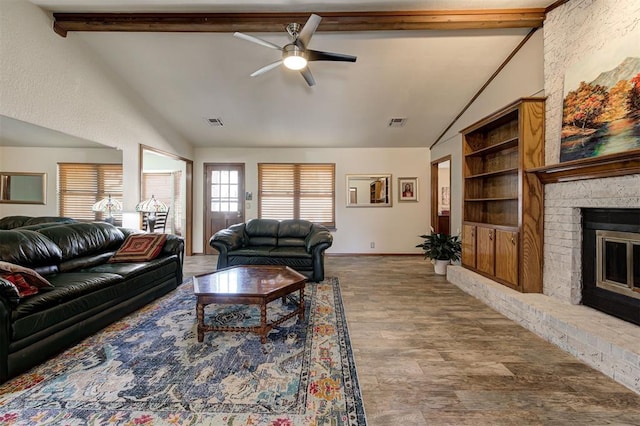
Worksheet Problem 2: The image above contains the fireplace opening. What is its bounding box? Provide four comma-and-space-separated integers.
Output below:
582, 208, 640, 326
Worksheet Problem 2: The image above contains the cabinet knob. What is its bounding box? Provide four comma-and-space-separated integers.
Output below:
489, 230, 494, 241
511, 236, 516, 245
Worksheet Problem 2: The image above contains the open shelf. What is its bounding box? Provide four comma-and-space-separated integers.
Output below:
465, 136, 519, 157
466, 167, 518, 179
465, 196, 518, 202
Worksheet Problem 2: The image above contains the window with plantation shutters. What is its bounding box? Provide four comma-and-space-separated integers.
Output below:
58, 163, 123, 223
258, 163, 335, 228
142, 171, 182, 235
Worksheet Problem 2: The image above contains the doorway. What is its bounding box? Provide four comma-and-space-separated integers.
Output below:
204, 163, 246, 255
140, 145, 193, 255
431, 156, 451, 235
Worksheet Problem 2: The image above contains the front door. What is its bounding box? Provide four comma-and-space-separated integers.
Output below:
204, 163, 245, 255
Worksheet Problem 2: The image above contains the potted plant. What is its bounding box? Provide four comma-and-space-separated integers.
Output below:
416, 232, 462, 275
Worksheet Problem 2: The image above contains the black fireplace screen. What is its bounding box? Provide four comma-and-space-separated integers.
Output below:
597, 230, 640, 299
582, 208, 640, 326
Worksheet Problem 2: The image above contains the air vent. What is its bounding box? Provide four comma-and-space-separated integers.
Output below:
388, 118, 407, 127
205, 117, 224, 127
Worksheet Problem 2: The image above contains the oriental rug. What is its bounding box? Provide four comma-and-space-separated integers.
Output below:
0, 277, 366, 426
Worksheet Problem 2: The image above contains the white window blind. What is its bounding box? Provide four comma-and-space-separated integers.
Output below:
258, 163, 335, 228
58, 163, 123, 223
142, 171, 182, 235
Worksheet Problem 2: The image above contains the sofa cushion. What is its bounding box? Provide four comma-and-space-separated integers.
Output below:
245, 219, 279, 246
37, 222, 125, 261
0, 230, 63, 268
109, 233, 167, 263
227, 247, 274, 257
59, 252, 115, 272
0, 216, 31, 230
11, 272, 124, 321
24, 217, 77, 226
278, 219, 312, 238
86, 255, 177, 280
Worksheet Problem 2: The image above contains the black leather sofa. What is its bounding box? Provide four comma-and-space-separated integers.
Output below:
0, 215, 77, 230
209, 219, 333, 282
0, 221, 184, 383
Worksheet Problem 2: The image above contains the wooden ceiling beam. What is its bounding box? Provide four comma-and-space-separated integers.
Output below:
52, 9, 546, 37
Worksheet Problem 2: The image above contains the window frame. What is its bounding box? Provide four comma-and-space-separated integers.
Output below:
58, 162, 123, 223
258, 163, 335, 228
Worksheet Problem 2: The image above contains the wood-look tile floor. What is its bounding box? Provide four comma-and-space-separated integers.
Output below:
183, 255, 640, 425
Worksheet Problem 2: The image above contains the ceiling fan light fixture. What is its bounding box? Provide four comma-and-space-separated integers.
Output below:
282, 44, 307, 70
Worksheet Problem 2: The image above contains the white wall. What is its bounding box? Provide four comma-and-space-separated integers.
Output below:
0, 0, 193, 212
0, 146, 122, 217
429, 29, 545, 234
193, 147, 431, 254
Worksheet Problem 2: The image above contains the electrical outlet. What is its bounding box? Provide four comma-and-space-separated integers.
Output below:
370, 242, 375, 248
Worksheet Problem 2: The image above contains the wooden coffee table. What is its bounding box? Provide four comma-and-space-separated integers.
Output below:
193, 265, 307, 344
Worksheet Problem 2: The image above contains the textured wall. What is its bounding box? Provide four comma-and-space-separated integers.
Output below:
0, 0, 193, 212
543, 0, 640, 164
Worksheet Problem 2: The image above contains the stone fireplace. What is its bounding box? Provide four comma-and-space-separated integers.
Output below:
541, 172, 640, 306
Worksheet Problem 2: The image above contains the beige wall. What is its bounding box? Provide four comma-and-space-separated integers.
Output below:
194, 147, 430, 254
430, 29, 545, 235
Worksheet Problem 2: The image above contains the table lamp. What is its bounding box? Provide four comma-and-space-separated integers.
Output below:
135, 195, 168, 232
91, 194, 123, 225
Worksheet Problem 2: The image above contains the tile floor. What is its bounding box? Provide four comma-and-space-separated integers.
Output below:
183, 254, 640, 425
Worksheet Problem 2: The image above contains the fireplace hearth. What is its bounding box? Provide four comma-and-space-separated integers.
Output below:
582, 208, 640, 326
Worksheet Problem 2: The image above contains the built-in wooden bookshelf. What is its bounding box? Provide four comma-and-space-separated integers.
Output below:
461, 97, 545, 293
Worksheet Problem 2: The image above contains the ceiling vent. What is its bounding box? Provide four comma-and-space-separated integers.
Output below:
205, 117, 224, 127
388, 118, 407, 127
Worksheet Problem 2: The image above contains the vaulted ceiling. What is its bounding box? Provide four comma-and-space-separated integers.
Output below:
11, 1, 560, 149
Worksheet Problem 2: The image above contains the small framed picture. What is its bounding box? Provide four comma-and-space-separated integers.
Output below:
398, 177, 418, 202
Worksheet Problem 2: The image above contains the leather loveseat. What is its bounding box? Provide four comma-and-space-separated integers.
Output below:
0, 222, 184, 383
209, 219, 332, 282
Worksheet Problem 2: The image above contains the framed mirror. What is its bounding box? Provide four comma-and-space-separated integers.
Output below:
346, 174, 392, 207
0, 172, 46, 204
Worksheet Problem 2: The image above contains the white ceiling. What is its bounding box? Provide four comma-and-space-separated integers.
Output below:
10, 0, 555, 149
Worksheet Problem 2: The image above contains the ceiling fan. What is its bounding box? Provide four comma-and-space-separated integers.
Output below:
233, 14, 357, 87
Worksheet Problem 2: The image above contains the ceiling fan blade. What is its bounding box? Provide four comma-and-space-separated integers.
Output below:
250, 60, 283, 77
307, 49, 357, 63
233, 32, 282, 50
300, 67, 316, 87
297, 14, 322, 47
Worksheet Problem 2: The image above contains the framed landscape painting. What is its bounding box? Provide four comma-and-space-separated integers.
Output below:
560, 33, 640, 162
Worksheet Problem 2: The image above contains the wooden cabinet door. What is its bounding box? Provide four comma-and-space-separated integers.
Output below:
495, 230, 518, 287
461, 224, 476, 268
476, 226, 495, 275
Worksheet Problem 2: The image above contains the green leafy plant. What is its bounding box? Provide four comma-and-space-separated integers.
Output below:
416, 232, 462, 261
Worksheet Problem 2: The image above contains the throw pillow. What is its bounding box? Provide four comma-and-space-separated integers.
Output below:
0, 261, 54, 289
1, 273, 39, 297
109, 233, 167, 263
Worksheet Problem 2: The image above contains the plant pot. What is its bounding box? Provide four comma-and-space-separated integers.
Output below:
434, 259, 449, 275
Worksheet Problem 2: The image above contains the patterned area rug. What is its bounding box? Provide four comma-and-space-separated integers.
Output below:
0, 277, 366, 425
